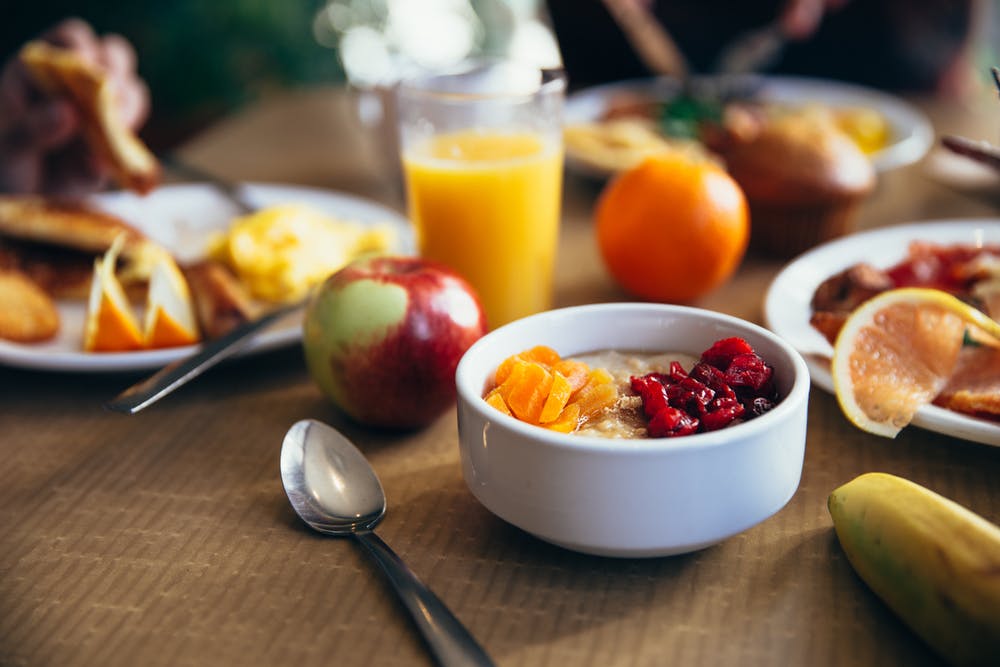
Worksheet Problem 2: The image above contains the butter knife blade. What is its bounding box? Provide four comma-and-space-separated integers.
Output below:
105, 300, 305, 415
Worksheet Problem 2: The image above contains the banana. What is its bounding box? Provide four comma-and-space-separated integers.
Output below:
827, 472, 1000, 667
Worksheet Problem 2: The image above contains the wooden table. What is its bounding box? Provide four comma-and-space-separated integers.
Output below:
2, 83, 999, 667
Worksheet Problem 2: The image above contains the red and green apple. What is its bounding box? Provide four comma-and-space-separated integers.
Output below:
302, 255, 487, 429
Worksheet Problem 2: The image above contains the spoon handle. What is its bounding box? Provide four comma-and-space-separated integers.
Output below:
354, 530, 495, 667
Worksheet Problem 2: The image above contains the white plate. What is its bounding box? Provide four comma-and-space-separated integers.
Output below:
564, 74, 934, 175
0, 183, 414, 373
763, 220, 1000, 446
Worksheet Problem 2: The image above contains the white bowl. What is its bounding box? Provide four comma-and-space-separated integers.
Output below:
455, 303, 810, 558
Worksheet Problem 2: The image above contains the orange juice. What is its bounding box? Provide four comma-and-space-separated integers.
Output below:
402, 130, 563, 328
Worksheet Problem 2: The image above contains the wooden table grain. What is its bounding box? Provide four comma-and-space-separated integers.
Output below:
2, 83, 999, 667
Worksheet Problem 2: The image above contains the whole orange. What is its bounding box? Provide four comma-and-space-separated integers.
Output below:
595, 151, 749, 303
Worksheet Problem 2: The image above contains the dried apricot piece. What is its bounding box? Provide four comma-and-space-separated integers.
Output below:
484, 389, 511, 416
522, 345, 561, 366
494, 356, 520, 385
495, 345, 561, 384
539, 370, 573, 423
576, 383, 619, 421
569, 368, 618, 421
499, 360, 554, 424
496, 358, 530, 396
553, 359, 590, 393
545, 402, 581, 433
583, 367, 614, 388
485, 347, 615, 433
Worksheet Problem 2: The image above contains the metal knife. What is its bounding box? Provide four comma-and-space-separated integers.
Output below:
161, 154, 257, 214
105, 300, 305, 415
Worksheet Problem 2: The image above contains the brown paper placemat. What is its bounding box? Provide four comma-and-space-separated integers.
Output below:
3, 344, 995, 666
5, 84, 1000, 667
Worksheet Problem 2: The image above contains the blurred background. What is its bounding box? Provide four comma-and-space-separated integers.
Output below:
0, 0, 560, 152
2, 0, 997, 153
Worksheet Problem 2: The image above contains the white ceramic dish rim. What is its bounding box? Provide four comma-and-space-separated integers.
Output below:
763, 219, 1000, 447
0, 182, 415, 373
563, 74, 934, 174
456, 302, 812, 453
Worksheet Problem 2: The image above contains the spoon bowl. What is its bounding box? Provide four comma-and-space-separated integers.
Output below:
279, 419, 494, 667
280, 419, 385, 534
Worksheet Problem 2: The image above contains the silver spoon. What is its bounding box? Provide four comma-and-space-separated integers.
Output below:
279, 419, 494, 667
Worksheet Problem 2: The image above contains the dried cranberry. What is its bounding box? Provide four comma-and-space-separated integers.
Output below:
723, 353, 773, 393
701, 397, 746, 431
747, 396, 776, 416
666, 376, 714, 415
700, 411, 729, 431
708, 396, 744, 414
648, 372, 673, 385
630, 374, 655, 394
700, 337, 754, 370
648, 406, 700, 437
668, 361, 688, 383
631, 375, 670, 418
630, 337, 780, 438
689, 362, 737, 400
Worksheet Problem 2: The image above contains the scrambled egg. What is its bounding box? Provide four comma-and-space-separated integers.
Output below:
208, 204, 395, 303
564, 119, 710, 173
795, 104, 890, 155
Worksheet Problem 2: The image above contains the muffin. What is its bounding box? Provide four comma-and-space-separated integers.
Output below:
717, 113, 876, 258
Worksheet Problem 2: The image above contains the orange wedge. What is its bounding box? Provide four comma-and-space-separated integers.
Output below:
83, 236, 143, 352
144, 251, 199, 348
832, 287, 1000, 437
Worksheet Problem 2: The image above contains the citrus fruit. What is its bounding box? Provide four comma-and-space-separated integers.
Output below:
831, 287, 1000, 437
83, 236, 143, 352
144, 251, 200, 348
595, 150, 749, 303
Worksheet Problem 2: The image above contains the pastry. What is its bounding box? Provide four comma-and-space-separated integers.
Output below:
0, 195, 162, 298
19, 40, 160, 194
716, 113, 876, 258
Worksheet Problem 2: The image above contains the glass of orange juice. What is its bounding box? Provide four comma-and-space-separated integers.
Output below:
397, 61, 565, 329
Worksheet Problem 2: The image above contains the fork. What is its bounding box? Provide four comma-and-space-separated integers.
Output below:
713, 22, 786, 76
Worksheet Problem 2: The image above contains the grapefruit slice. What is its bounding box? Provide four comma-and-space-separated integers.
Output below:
83, 236, 143, 352
832, 287, 1000, 437
144, 252, 200, 348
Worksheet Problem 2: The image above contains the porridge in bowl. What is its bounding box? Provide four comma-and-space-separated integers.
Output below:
572, 350, 696, 439
483, 337, 780, 439
454, 302, 811, 557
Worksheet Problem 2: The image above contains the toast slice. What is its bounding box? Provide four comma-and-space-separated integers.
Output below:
182, 259, 260, 339
19, 40, 160, 194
